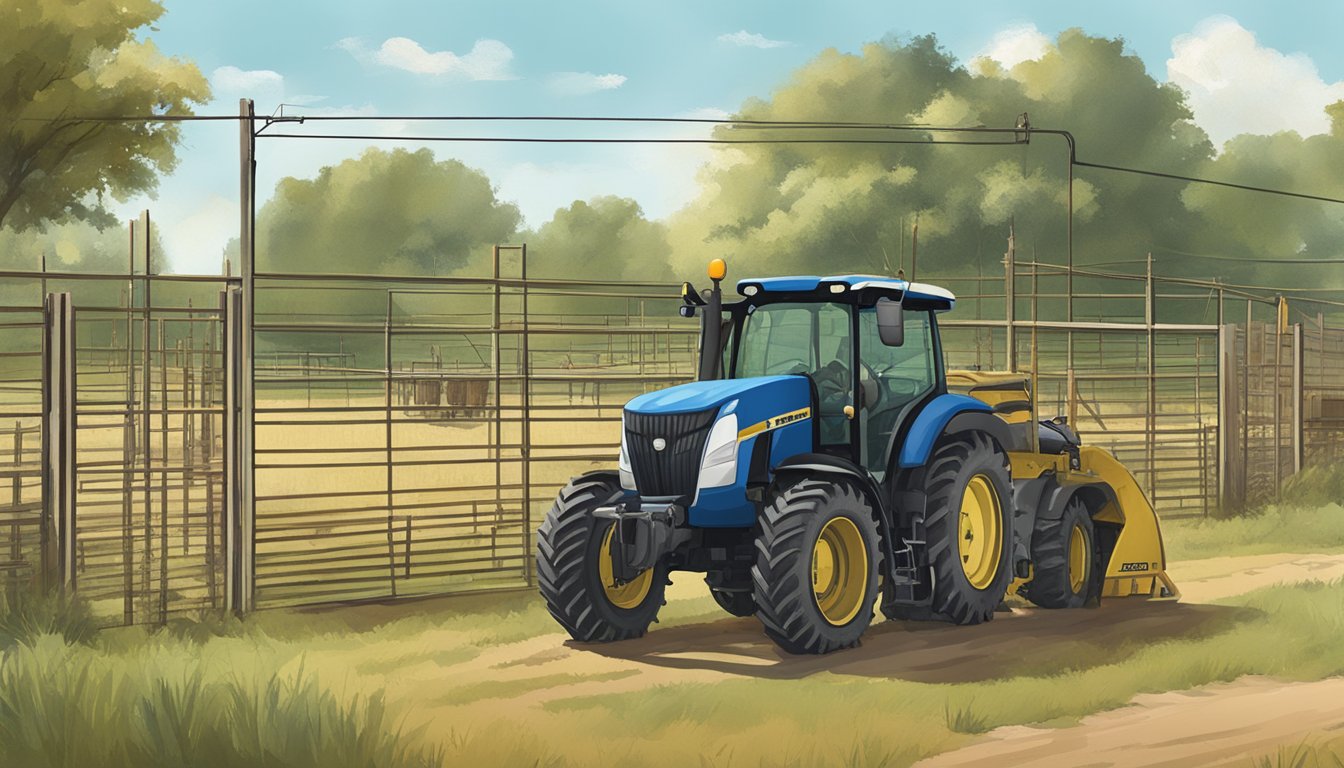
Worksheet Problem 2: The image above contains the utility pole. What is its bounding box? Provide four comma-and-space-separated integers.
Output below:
910, 213, 920, 282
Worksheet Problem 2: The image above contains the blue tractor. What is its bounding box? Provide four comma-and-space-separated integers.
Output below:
537, 259, 1176, 654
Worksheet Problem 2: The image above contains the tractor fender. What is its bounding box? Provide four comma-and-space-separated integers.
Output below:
772, 453, 903, 588
896, 394, 1002, 469
574, 468, 620, 485
567, 469, 629, 505
1038, 480, 1117, 522
1010, 474, 1055, 566
772, 454, 885, 513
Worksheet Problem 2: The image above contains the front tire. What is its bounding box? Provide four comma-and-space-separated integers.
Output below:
536, 475, 668, 642
920, 432, 1014, 625
752, 478, 881, 654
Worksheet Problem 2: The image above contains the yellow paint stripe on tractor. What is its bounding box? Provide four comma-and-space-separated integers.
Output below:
738, 407, 811, 441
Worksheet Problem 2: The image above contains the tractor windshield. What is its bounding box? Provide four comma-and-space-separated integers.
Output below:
728, 300, 941, 474
734, 302, 853, 447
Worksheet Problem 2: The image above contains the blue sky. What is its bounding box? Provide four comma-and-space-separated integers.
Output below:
122, 1, 1344, 273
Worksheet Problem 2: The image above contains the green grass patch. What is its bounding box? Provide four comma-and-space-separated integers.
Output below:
0, 637, 443, 768
1279, 464, 1344, 510
0, 588, 96, 650
1164, 502, 1344, 561
1253, 733, 1344, 768
7, 507, 1344, 767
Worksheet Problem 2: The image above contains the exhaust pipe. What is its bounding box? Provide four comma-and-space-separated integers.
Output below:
698, 259, 726, 381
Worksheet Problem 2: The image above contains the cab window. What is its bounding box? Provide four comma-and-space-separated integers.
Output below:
857, 309, 938, 479
735, 302, 853, 447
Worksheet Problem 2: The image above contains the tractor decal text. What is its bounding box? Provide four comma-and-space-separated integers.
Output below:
1118, 561, 1149, 572
738, 407, 811, 441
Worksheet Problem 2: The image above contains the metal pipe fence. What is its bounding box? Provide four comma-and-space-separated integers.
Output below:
3, 231, 1343, 623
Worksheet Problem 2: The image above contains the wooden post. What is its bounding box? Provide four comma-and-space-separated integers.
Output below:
42, 292, 76, 591
158, 318, 168, 623
11, 422, 22, 583
1217, 324, 1234, 510
383, 291, 396, 599
1029, 260, 1039, 454
1004, 225, 1016, 372
1293, 322, 1304, 475
1273, 302, 1283, 496
1243, 300, 1251, 504
235, 98, 257, 614
492, 246, 502, 516
520, 243, 534, 586
1144, 253, 1156, 502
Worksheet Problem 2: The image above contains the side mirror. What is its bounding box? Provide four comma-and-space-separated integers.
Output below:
876, 297, 905, 347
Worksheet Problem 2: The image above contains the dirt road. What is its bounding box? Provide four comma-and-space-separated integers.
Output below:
915, 552, 1344, 767
918, 676, 1344, 767
394, 551, 1344, 752
289, 550, 1344, 764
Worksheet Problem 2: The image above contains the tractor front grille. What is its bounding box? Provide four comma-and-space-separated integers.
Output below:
624, 407, 717, 497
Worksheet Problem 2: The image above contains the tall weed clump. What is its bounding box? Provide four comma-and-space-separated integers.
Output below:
0, 638, 443, 768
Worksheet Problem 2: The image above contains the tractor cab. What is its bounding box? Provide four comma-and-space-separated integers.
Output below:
702, 272, 956, 483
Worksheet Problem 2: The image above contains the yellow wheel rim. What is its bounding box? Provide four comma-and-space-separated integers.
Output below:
1068, 523, 1089, 594
597, 524, 653, 610
958, 474, 1003, 590
812, 516, 868, 626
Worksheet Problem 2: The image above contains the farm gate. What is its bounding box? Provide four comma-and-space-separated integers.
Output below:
0, 221, 242, 624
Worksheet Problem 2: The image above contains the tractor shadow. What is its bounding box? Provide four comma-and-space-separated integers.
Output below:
579, 600, 1261, 683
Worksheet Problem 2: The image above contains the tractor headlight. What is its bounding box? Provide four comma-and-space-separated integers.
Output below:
618, 419, 635, 490
697, 413, 739, 489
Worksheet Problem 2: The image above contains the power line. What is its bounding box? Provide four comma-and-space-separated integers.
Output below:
255, 133, 1022, 146
1087, 250, 1344, 267
1074, 159, 1344, 205
14, 114, 243, 122
14, 111, 1344, 205
1150, 247, 1344, 265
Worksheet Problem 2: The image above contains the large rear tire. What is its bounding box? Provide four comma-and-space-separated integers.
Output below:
536, 475, 668, 642
919, 431, 1014, 625
1023, 497, 1097, 609
752, 478, 881, 654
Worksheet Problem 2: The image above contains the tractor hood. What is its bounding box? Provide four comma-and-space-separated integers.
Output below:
625, 375, 803, 415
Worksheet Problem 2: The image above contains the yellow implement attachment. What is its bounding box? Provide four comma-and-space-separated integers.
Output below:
1081, 446, 1180, 601
951, 368, 1179, 603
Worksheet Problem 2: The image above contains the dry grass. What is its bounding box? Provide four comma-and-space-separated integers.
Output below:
6, 564, 1344, 767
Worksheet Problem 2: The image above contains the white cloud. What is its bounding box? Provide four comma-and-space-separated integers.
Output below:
547, 71, 627, 96
717, 30, 789, 49
212, 65, 284, 93
681, 106, 732, 121
1168, 16, 1344, 147
339, 36, 516, 80
493, 107, 730, 226
973, 23, 1050, 70
209, 66, 326, 113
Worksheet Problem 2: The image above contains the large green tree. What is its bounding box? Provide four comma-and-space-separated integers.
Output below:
526, 197, 672, 281
253, 147, 522, 275
667, 31, 1217, 283
0, 0, 209, 231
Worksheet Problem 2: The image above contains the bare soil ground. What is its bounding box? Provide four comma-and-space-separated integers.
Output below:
918, 676, 1344, 768
321, 551, 1344, 764
913, 553, 1344, 767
